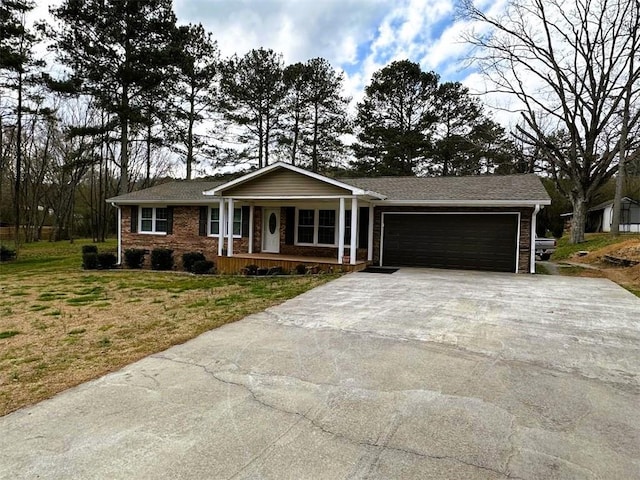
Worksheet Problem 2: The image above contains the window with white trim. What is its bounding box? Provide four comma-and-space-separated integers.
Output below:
140, 207, 168, 233
209, 207, 242, 236
296, 208, 336, 246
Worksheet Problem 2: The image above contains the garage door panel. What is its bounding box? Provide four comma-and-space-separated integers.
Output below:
382, 213, 518, 272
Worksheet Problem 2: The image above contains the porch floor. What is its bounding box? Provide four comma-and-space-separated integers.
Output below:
217, 253, 368, 274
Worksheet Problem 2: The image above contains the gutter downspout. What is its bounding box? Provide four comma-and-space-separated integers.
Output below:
530, 204, 541, 273
111, 203, 122, 265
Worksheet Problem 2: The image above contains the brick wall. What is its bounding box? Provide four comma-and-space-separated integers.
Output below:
121, 206, 248, 270
372, 206, 534, 273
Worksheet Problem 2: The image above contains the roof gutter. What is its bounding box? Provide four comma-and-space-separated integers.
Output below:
530, 204, 541, 273
372, 199, 552, 207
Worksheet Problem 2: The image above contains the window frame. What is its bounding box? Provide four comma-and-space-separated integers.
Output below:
208, 205, 242, 238
138, 206, 168, 235
295, 207, 338, 246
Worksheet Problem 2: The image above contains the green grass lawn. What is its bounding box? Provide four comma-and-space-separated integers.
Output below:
0, 239, 337, 416
553, 233, 640, 260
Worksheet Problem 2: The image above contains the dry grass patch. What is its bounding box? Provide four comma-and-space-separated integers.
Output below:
0, 268, 335, 416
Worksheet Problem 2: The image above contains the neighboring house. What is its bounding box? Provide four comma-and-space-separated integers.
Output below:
585, 197, 640, 233
107, 162, 551, 274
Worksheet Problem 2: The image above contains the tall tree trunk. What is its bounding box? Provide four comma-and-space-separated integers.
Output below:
186, 92, 195, 180
312, 103, 319, 173
265, 112, 270, 167
14, 71, 23, 249
570, 196, 587, 244
119, 81, 130, 194
145, 116, 152, 187
258, 115, 263, 169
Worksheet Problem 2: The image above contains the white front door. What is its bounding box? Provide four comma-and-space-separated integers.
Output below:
263, 208, 280, 253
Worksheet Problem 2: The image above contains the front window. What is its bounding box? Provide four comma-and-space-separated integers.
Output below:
210, 207, 242, 236
140, 207, 168, 234
296, 208, 337, 246
297, 209, 315, 243
318, 210, 336, 245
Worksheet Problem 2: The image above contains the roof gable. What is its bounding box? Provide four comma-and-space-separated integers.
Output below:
204, 162, 378, 198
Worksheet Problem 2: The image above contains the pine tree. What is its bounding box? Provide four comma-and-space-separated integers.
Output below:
219, 48, 286, 168
352, 60, 438, 176
0, 0, 43, 247
169, 23, 219, 180
280, 58, 350, 173
51, 0, 178, 194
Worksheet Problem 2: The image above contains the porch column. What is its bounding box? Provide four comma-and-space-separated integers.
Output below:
367, 204, 374, 261
338, 197, 346, 263
227, 197, 234, 257
350, 197, 358, 264
218, 199, 225, 256
248, 205, 254, 254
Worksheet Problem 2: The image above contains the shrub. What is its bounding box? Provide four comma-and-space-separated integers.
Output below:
82, 245, 98, 254
256, 267, 268, 276
182, 252, 206, 272
151, 248, 174, 270
124, 249, 146, 269
192, 260, 214, 275
97, 252, 117, 269
242, 264, 259, 276
295, 263, 307, 275
0, 245, 16, 262
82, 252, 100, 270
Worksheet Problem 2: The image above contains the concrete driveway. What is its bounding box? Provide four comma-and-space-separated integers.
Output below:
1, 269, 639, 479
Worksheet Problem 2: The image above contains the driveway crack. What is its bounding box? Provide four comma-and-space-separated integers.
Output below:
153, 354, 522, 479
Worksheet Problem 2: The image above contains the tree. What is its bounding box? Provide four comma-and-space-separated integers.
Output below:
51, 0, 178, 194
429, 81, 511, 176
280, 58, 350, 173
0, 0, 43, 247
170, 23, 219, 180
219, 48, 286, 169
463, 0, 640, 243
352, 60, 438, 176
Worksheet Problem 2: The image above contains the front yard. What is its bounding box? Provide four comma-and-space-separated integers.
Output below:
0, 240, 335, 416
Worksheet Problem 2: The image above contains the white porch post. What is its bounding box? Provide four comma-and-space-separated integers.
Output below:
248, 205, 254, 254
367, 205, 374, 261
227, 198, 234, 257
338, 197, 345, 263
350, 197, 358, 264
116, 205, 122, 265
218, 200, 225, 256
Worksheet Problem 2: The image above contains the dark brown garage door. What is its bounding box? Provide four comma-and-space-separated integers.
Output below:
382, 213, 519, 272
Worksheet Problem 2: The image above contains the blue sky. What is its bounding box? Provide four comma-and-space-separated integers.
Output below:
34, 0, 512, 123
170, 0, 503, 106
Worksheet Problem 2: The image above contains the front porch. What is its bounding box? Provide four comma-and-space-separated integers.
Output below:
217, 253, 369, 274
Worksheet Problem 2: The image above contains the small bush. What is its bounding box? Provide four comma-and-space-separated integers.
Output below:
124, 248, 146, 269
82, 245, 98, 254
242, 264, 259, 276
97, 252, 117, 269
82, 252, 100, 270
151, 248, 174, 270
182, 252, 206, 272
257, 267, 268, 276
0, 245, 17, 262
192, 260, 214, 275
295, 263, 307, 275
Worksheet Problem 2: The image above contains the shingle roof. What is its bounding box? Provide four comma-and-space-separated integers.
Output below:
340, 174, 549, 202
107, 180, 224, 204
107, 173, 550, 204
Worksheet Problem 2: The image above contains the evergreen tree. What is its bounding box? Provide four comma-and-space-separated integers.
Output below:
219, 48, 286, 168
429, 82, 509, 176
169, 23, 219, 180
280, 58, 350, 173
352, 60, 438, 176
51, 0, 178, 194
0, 0, 43, 247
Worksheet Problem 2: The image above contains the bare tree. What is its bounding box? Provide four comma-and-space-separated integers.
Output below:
463, 0, 640, 243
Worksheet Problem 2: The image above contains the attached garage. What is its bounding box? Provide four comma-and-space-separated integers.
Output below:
381, 213, 520, 273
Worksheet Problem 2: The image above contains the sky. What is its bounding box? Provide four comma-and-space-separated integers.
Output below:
33, 0, 513, 125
